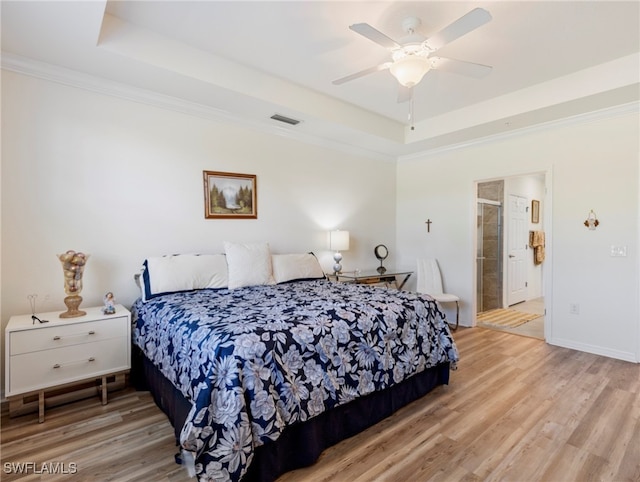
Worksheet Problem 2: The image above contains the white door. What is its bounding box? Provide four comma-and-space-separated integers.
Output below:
507, 194, 528, 305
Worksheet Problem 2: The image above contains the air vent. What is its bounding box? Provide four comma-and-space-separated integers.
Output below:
270, 114, 301, 126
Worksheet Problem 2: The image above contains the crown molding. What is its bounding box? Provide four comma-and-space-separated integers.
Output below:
5, 53, 634, 165
398, 100, 639, 163
1, 53, 396, 163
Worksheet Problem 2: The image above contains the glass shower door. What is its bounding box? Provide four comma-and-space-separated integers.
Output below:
477, 200, 503, 313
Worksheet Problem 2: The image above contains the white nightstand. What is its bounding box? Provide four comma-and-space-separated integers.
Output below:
5, 305, 131, 422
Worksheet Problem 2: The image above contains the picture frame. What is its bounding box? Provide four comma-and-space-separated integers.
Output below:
531, 199, 540, 224
203, 171, 257, 219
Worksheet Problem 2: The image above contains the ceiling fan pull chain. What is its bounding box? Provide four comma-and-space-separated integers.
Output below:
409, 98, 415, 131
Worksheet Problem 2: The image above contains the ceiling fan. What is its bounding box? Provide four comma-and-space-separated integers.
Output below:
333, 8, 493, 103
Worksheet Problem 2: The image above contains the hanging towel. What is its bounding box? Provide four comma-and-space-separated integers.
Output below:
529, 231, 545, 265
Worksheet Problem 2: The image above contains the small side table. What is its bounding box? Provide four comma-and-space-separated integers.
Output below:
329, 269, 413, 290
5, 305, 131, 422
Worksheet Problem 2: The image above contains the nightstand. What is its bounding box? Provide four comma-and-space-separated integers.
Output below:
5, 305, 131, 422
329, 269, 413, 290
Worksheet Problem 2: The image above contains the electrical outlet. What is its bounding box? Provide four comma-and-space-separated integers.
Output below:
569, 303, 580, 315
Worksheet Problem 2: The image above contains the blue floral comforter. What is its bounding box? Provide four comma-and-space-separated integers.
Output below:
131, 279, 459, 481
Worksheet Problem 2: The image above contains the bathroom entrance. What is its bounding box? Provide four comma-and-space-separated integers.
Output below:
475, 175, 546, 340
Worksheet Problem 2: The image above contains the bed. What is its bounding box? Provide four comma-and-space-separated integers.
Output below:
130, 245, 459, 481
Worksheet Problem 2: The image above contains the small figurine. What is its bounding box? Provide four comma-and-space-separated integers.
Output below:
103, 291, 116, 315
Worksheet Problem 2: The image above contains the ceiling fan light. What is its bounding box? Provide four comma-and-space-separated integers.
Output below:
389, 55, 430, 87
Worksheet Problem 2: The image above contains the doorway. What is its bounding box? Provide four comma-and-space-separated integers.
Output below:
475, 174, 546, 340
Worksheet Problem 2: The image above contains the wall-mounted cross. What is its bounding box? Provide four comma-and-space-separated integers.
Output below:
425, 219, 432, 232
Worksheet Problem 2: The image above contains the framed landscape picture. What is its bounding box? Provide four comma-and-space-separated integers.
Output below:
203, 171, 257, 219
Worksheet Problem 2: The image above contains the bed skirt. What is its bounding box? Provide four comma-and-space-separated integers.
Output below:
131, 346, 450, 481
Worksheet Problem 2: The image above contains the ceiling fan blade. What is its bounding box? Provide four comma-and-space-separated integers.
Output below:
397, 85, 413, 103
424, 8, 492, 52
431, 57, 492, 78
332, 62, 391, 85
349, 23, 402, 50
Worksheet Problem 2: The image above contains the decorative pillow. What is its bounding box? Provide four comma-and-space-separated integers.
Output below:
141, 254, 228, 302
272, 253, 325, 284
224, 242, 275, 289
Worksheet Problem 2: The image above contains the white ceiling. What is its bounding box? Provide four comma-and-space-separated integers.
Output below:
2, 1, 639, 159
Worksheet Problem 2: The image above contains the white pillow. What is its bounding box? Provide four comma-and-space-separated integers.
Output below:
272, 253, 325, 284
224, 242, 275, 289
142, 254, 228, 301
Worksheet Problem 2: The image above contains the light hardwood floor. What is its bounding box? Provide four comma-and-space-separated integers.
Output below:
2, 327, 639, 481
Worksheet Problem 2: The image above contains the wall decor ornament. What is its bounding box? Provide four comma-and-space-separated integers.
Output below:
203, 171, 257, 219
57, 250, 89, 318
584, 210, 599, 230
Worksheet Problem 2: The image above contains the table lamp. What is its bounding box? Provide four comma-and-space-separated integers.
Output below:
329, 230, 349, 274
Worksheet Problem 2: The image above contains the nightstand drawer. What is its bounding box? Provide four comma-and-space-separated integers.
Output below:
8, 337, 128, 396
9, 316, 128, 355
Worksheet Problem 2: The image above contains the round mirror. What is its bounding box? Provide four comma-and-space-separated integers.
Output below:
374, 244, 388, 273
374, 244, 388, 260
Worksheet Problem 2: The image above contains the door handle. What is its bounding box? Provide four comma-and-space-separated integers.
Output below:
508, 255, 515, 258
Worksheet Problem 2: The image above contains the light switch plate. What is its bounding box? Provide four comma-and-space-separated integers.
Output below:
610, 245, 628, 257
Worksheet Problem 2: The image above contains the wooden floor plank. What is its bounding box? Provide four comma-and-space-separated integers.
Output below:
2, 327, 639, 481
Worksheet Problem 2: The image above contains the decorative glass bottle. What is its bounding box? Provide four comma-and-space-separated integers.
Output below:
57, 250, 89, 318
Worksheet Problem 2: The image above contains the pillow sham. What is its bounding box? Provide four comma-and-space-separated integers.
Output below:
224, 242, 275, 289
272, 253, 325, 284
141, 253, 228, 302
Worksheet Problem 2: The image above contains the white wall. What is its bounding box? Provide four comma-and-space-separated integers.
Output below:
0, 71, 398, 392
396, 107, 640, 362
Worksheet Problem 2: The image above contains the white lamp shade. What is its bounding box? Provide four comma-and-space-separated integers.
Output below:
389, 55, 431, 87
329, 230, 350, 251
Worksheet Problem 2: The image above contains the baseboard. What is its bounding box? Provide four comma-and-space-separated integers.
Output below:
548, 337, 638, 363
